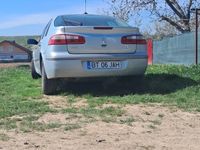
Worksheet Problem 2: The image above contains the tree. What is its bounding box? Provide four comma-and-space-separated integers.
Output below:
143, 21, 178, 39
106, 0, 200, 33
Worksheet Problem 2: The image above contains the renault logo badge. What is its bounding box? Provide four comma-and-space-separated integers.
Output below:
101, 38, 107, 47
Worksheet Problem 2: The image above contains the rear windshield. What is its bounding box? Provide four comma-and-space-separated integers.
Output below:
54, 15, 130, 27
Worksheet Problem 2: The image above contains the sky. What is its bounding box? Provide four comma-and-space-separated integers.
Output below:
0, 0, 108, 36
0, 0, 153, 36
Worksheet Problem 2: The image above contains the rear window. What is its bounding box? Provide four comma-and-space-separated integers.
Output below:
54, 15, 130, 27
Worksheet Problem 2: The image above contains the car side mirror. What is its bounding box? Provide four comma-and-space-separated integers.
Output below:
27, 39, 38, 45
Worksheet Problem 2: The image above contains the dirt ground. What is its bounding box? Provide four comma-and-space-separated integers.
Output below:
1, 63, 200, 150
0, 103, 200, 150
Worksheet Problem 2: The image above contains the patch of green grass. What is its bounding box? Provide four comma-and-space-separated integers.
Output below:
119, 116, 135, 126
0, 133, 10, 141
65, 114, 82, 120
64, 123, 81, 131
0, 119, 17, 130
46, 122, 62, 129
63, 106, 124, 119
150, 119, 162, 126
102, 117, 116, 123
61, 65, 200, 112
66, 95, 78, 104
63, 108, 79, 114
1, 64, 200, 131
0, 115, 62, 132
81, 107, 124, 118
20, 121, 62, 132
0, 67, 54, 118
23, 115, 40, 122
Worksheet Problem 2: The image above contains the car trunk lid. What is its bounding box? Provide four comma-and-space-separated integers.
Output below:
60, 26, 141, 54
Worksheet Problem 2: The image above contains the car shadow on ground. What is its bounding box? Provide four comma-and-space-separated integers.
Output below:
58, 74, 198, 96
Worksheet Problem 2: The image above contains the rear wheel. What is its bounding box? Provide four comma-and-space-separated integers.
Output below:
31, 59, 40, 79
41, 62, 57, 95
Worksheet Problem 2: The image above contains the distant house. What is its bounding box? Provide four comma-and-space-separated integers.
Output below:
0, 40, 32, 62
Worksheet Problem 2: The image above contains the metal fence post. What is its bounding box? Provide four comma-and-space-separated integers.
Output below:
191, 8, 200, 65
195, 9, 198, 65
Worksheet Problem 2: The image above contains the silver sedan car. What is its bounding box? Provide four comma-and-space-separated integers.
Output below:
28, 14, 147, 95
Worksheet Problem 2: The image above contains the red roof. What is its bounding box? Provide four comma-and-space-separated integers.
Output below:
0, 40, 32, 55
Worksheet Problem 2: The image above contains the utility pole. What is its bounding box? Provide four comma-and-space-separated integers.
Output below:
191, 8, 200, 65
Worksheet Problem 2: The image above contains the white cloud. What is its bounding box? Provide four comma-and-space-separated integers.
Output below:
0, 4, 102, 30
0, 1, 108, 32
0, 13, 53, 29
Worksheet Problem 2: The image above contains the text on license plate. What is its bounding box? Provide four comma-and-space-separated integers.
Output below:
87, 61, 122, 69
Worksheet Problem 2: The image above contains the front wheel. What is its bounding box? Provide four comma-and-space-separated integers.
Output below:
31, 59, 40, 79
41, 62, 57, 95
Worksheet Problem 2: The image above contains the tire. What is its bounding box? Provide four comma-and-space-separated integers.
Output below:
31, 59, 41, 79
41, 62, 57, 95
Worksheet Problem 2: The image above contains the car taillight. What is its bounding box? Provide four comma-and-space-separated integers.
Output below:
48, 34, 85, 45
121, 35, 146, 45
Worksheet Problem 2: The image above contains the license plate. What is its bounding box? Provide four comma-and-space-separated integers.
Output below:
87, 61, 122, 70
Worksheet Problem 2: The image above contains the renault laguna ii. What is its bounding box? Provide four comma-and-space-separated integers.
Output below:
28, 14, 148, 95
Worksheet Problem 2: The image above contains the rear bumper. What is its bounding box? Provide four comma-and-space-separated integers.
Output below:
44, 53, 148, 79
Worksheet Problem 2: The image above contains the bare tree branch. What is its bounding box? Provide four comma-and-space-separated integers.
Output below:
105, 0, 200, 33
187, 0, 193, 19
161, 15, 185, 33
166, 0, 187, 19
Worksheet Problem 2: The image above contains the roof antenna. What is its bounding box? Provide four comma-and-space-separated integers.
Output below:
84, 0, 88, 14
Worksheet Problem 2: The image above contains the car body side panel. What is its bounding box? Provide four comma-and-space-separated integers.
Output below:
32, 47, 41, 75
